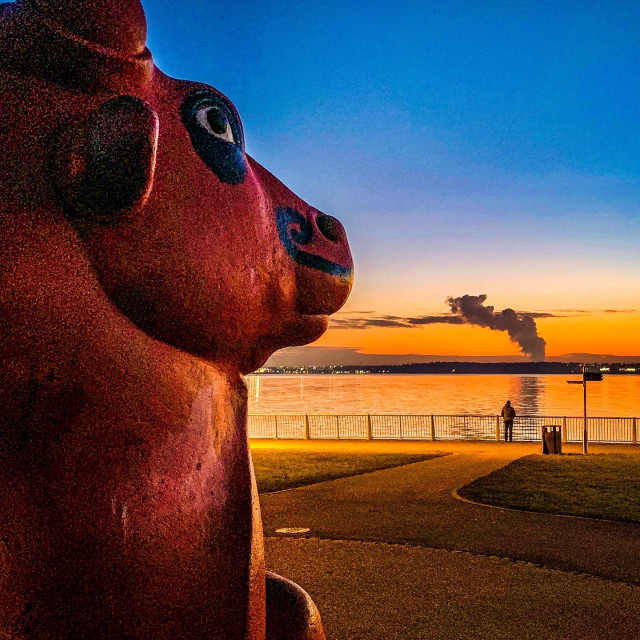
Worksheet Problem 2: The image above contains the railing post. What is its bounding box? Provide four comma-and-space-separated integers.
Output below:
633, 418, 637, 445
430, 415, 435, 441
304, 414, 310, 440
366, 414, 373, 440
399, 415, 404, 440
336, 414, 340, 440
562, 417, 567, 443
495, 416, 501, 441
274, 416, 279, 440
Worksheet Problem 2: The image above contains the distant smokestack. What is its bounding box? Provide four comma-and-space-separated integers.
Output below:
447, 294, 546, 361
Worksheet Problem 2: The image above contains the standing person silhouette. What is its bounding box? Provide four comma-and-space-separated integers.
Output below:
501, 400, 516, 442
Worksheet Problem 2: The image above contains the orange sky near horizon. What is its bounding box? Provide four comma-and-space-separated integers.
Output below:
315, 311, 640, 357
139, 0, 640, 367
313, 245, 640, 361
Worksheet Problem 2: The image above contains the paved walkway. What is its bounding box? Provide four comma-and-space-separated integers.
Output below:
257, 440, 640, 639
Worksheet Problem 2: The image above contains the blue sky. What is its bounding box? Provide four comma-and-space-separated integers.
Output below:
142, 0, 640, 361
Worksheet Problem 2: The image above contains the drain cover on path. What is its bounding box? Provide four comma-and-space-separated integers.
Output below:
275, 527, 310, 534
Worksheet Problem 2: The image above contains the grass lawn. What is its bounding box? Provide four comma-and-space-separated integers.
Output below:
251, 449, 442, 493
458, 453, 640, 523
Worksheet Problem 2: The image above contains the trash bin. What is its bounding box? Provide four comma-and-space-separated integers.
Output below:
542, 425, 562, 454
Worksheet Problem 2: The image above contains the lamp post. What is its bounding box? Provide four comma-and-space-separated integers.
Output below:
583, 368, 588, 454
567, 366, 604, 455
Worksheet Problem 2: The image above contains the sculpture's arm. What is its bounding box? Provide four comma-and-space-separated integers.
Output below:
265, 572, 326, 640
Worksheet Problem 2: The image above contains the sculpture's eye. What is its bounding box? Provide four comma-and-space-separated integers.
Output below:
195, 106, 236, 143
180, 89, 246, 185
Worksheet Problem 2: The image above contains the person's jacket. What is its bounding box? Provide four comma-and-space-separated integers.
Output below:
501, 405, 516, 421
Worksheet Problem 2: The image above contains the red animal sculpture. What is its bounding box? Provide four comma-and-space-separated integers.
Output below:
0, 1, 353, 638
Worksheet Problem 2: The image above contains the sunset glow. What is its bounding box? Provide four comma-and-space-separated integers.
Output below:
312, 311, 640, 360
142, 0, 640, 365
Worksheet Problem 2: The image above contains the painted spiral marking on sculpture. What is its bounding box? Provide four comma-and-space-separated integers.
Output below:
276, 207, 352, 278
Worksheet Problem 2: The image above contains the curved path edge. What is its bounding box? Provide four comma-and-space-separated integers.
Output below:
451, 486, 640, 527
260, 440, 640, 585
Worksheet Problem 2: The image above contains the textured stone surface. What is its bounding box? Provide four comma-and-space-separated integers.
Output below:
0, 1, 351, 637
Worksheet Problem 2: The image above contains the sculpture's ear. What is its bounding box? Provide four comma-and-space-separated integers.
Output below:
55, 95, 158, 226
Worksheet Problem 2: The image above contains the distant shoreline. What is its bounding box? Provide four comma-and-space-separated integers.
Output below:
254, 362, 639, 376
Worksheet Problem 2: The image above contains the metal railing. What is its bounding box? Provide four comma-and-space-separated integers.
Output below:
248, 413, 639, 444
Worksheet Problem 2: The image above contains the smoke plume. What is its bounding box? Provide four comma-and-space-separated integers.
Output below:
446, 294, 546, 361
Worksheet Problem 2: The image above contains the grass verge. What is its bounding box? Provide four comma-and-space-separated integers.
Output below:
251, 450, 443, 493
458, 453, 640, 523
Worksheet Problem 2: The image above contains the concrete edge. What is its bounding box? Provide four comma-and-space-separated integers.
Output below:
451, 487, 640, 527
264, 535, 640, 588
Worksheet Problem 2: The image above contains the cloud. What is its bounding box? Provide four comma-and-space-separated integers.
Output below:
406, 316, 464, 325
550, 308, 637, 315
517, 311, 561, 318
329, 309, 563, 330
447, 294, 546, 361
329, 313, 463, 330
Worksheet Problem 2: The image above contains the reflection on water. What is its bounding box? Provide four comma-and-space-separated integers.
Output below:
246, 374, 640, 417
517, 375, 541, 415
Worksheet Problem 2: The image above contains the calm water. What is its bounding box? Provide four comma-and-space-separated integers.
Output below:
247, 374, 640, 417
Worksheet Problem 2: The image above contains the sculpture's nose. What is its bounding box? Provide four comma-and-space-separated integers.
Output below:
276, 206, 353, 315
276, 206, 353, 279
315, 212, 342, 243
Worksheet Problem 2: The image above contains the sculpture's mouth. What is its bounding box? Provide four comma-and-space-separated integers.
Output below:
288, 313, 330, 349
296, 271, 353, 316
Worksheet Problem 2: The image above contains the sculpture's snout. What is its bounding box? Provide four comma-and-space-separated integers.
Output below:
276, 205, 353, 315
277, 207, 352, 278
